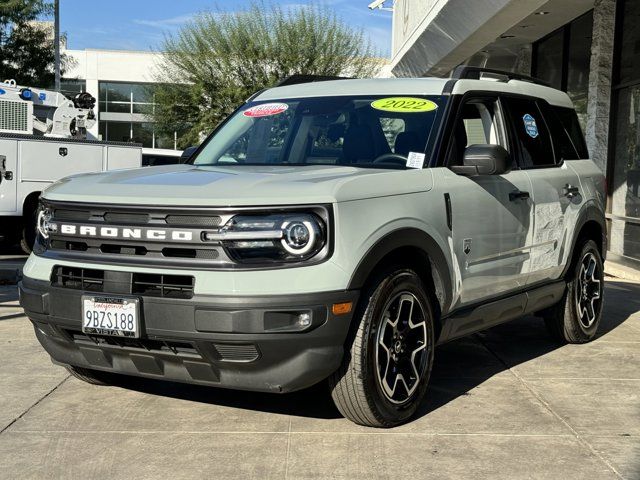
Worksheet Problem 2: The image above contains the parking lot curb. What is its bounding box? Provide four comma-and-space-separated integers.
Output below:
605, 261, 640, 282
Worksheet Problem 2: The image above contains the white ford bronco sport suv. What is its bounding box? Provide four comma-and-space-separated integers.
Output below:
20, 67, 606, 427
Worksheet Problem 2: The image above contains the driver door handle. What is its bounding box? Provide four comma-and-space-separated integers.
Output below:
509, 190, 530, 201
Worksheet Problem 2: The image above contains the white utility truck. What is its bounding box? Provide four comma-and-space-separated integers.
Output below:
0, 79, 142, 252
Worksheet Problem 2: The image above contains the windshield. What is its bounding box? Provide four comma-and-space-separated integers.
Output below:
192, 95, 446, 169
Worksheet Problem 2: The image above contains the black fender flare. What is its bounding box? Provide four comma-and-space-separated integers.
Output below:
561, 203, 607, 278
347, 228, 453, 314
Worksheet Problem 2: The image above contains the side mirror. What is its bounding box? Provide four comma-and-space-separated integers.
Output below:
450, 144, 511, 176
180, 146, 198, 163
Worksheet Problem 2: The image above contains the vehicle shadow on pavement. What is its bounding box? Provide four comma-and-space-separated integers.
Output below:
68, 279, 640, 422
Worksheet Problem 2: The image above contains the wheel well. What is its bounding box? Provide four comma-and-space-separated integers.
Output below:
576, 220, 604, 256
22, 191, 41, 219
563, 219, 605, 279
360, 246, 444, 339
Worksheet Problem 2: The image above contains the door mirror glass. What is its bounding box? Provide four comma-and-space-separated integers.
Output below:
180, 146, 198, 163
451, 144, 511, 176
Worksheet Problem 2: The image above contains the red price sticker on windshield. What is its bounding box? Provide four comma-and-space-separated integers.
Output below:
243, 103, 289, 118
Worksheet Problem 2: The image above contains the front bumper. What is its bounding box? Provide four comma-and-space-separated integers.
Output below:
20, 276, 358, 393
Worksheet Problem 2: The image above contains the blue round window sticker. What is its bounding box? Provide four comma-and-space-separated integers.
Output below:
523, 114, 539, 138
0, 88, 5, 95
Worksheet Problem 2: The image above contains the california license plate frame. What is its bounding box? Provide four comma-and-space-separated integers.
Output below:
81, 295, 140, 338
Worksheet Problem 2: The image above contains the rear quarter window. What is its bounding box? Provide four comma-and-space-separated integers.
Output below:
553, 107, 590, 159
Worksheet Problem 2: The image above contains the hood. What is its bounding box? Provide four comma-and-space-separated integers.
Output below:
42, 164, 434, 206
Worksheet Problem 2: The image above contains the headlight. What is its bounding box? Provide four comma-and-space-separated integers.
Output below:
203, 213, 326, 264
36, 206, 56, 239
33, 203, 57, 255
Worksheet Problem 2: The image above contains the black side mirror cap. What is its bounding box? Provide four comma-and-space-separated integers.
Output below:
180, 146, 198, 163
450, 144, 511, 176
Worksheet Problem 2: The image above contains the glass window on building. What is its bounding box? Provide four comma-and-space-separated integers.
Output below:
50, 79, 87, 99
617, 0, 640, 86
533, 11, 593, 131
99, 120, 176, 149
99, 121, 132, 144
610, 0, 640, 264
566, 12, 593, 128
132, 122, 154, 147
533, 29, 564, 90
97, 81, 177, 149
98, 82, 156, 115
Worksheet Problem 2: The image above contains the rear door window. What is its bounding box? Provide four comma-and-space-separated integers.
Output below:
502, 97, 555, 168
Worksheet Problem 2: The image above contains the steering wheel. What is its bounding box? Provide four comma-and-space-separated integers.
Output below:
372, 153, 407, 166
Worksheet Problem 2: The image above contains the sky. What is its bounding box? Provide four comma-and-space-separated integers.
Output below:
59, 0, 393, 57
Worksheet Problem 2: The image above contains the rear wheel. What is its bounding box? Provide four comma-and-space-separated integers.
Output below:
65, 365, 116, 386
329, 268, 435, 427
543, 240, 604, 343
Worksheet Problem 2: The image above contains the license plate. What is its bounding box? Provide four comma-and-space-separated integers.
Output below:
82, 296, 139, 338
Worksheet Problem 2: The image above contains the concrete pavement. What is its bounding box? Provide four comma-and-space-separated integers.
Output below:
0, 278, 638, 479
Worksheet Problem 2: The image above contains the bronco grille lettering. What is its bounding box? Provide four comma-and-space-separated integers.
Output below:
55, 224, 194, 242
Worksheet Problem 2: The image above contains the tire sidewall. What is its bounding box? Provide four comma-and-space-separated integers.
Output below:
360, 269, 435, 423
568, 240, 604, 338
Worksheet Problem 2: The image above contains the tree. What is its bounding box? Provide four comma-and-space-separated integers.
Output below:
152, 1, 381, 149
0, 0, 65, 87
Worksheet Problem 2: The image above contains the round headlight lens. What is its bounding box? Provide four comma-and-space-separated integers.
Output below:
281, 220, 317, 255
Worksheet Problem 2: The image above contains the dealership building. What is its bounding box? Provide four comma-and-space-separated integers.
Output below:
54, 47, 179, 150
390, 0, 639, 271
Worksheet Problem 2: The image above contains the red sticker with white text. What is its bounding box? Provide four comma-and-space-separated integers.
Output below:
243, 103, 289, 118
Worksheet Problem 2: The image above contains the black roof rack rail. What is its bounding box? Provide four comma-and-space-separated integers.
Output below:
275, 75, 352, 87
451, 66, 549, 87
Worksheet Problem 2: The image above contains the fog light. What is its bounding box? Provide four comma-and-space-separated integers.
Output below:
297, 312, 312, 328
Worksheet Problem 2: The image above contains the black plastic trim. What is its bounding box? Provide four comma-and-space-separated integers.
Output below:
438, 280, 566, 344
560, 203, 607, 278
451, 66, 550, 87
20, 277, 360, 393
444, 193, 452, 230
347, 228, 453, 314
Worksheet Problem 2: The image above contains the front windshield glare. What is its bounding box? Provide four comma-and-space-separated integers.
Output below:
193, 95, 446, 169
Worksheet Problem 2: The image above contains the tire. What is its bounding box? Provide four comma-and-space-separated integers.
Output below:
543, 240, 604, 344
20, 207, 37, 254
329, 268, 435, 427
65, 365, 115, 386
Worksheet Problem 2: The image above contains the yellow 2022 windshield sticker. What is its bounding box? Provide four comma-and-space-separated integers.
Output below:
371, 97, 438, 113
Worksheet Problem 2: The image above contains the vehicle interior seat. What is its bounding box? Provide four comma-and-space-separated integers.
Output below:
342, 124, 375, 163
394, 131, 422, 157
448, 120, 469, 166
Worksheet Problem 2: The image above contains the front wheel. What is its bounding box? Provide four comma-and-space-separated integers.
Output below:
329, 268, 435, 427
543, 240, 604, 343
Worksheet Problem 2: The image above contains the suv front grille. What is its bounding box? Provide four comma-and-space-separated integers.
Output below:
53, 266, 105, 291
42, 202, 232, 268
131, 273, 195, 299
51, 266, 195, 299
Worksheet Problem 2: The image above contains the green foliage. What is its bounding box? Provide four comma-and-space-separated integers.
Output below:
0, 0, 66, 87
152, 1, 381, 149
